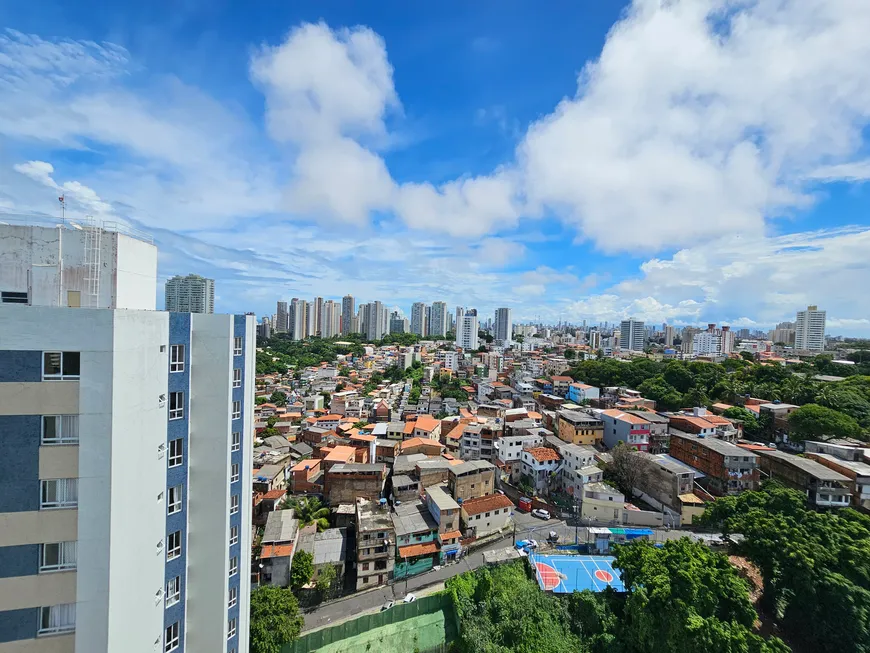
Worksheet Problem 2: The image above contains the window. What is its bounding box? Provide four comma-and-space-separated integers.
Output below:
168, 439, 183, 468
361, 562, 369, 571
41, 415, 79, 445
170, 345, 185, 373
167, 530, 182, 560
1, 290, 28, 304
231, 463, 239, 484
230, 525, 239, 546
40, 541, 77, 572
228, 617, 237, 639
230, 495, 239, 515
169, 392, 184, 420
165, 622, 179, 652
233, 368, 241, 388
231, 432, 240, 452
166, 576, 181, 607
38, 603, 75, 636
40, 479, 78, 509
43, 352, 80, 380
168, 485, 182, 515
229, 556, 238, 576
228, 587, 237, 608
233, 336, 243, 356
232, 401, 241, 420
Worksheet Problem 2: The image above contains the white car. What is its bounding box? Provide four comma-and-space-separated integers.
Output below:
403, 594, 417, 603
531, 509, 551, 520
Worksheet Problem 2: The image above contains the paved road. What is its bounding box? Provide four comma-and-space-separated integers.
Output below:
301, 516, 559, 633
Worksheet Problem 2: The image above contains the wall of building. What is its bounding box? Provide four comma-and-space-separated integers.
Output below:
115, 234, 158, 310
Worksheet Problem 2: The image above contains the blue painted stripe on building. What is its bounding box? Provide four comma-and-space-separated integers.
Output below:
0, 545, 39, 579
0, 351, 42, 383
0, 608, 37, 643
0, 416, 41, 512
228, 315, 247, 635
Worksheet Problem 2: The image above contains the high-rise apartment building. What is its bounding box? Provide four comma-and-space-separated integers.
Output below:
311, 297, 323, 337
429, 302, 448, 338
795, 305, 826, 352
494, 308, 512, 344
389, 312, 409, 334
165, 274, 215, 314
619, 318, 645, 352
692, 324, 734, 357
320, 300, 341, 338
257, 316, 272, 339
410, 302, 427, 337
0, 221, 253, 653
341, 295, 354, 334
362, 301, 387, 341
276, 301, 289, 333
289, 298, 308, 341
664, 325, 675, 347
456, 312, 479, 350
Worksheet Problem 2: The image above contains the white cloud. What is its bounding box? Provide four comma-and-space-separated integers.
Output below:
806, 160, 870, 182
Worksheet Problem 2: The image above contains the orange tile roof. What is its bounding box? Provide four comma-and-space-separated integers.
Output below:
600, 409, 650, 425
317, 414, 342, 421
399, 542, 439, 558
401, 437, 442, 450
551, 376, 572, 382
570, 382, 594, 389
528, 411, 542, 419
414, 416, 439, 432
461, 493, 514, 515
261, 544, 294, 559
324, 446, 356, 462
440, 530, 462, 540
526, 447, 561, 462
350, 433, 376, 443
403, 421, 416, 434
290, 459, 320, 472
262, 489, 287, 500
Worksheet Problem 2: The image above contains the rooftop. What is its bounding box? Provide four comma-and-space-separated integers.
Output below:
808, 453, 870, 477
525, 447, 561, 463
671, 432, 757, 457
425, 485, 460, 511
356, 498, 395, 531
263, 509, 299, 544
461, 493, 514, 515
391, 500, 438, 536
560, 410, 603, 424
759, 450, 851, 481
328, 463, 386, 474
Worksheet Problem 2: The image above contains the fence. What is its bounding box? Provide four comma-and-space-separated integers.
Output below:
282, 593, 458, 653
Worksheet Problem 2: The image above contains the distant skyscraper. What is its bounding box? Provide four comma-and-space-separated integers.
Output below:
165, 274, 214, 314
456, 312, 479, 350
341, 295, 355, 334
620, 318, 645, 352
410, 302, 427, 337
289, 298, 308, 340
321, 300, 341, 338
428, 301, 448, 337
795, 305, 826, 351
664, 325, 675, 347
389, 311, 409, 334
258, 315, 272, 339
276, 301, 289, 333
363, 301, 387, 340
494, 307, 512, 343
312, 297, 324, 336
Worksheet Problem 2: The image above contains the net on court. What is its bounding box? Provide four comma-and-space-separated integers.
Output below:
529, 554, 626, 593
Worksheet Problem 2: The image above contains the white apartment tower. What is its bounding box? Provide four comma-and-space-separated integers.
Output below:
619, 318, 645, 352
410, 302, 427, 337
164, 274, 215, 314
456, 311, 479, 350
692, 324, 735, 357
0, 220, 253, 653
494, 308, 512, 344
795, 305, 826, 352
320, 300, 341, 338
276, 301, 289, 333
429, 301, 448, 337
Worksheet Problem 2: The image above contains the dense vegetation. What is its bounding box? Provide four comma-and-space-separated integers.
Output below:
569, 356, 870, 440
702, 482, 870, 653
256, 332, 422, 374
250, 585, 304, 653
447, 538, 788, 653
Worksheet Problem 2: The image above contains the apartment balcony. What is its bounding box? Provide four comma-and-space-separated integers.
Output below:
357, 544, 395, 561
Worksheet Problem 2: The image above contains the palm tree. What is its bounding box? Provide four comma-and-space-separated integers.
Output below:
280, 496, 330, 532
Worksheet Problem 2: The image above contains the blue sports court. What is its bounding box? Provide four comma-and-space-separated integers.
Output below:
529, 554, 626, 593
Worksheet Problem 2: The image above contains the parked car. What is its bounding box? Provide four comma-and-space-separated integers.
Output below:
381, 601, 395, 611
515, 539, 538, 551
532, 508, 551, 520
403, 594, 417, 603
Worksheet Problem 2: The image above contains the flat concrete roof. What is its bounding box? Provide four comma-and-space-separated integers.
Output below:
760, 449, 851, 481
391, 500, 438, 536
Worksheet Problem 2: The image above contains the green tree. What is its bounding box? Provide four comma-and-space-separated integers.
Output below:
250, 585, 304, 653
352, 421, 368, 429
256, 396, 270, 405
740, 351, 756, 362
637, 375, 683, 411
722, 406, 761, 438
787, 403, 863, 442
280, 496, 330, 531
289, 549, 314, 591
606, 443, 650, 498
565, 349, 576, 360
316, 564, 338, 600
663, 361, 696, 393
269, 390, 288, 407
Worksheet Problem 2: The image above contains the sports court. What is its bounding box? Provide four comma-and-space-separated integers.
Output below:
529, 554, 625, 593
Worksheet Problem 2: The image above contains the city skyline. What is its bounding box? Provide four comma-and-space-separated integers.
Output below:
1, 2, 869, 334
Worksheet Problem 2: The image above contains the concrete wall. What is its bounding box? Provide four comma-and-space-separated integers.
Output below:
114, 234, 158, 310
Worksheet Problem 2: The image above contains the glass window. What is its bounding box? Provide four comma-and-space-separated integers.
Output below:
233, 368, 241, 388
40, 541, 77, 572
232, 401, 241, 420
231, 432, 240, 452
228, 617, 237, 639
38, 603, 76, 635
168, 439, 183, 468
168, 485, 182, 515
233, 337, 243, 356
166, 576, 181, 607
231, 463, 239, 484
229, 556, 238, 576
169, 392, 184, 420
43, 352, 80, 380
165, 622, 179, 651
230, 495, 239, 515
170, 345, 185, 373
228, 586, 237, 608
42, 415, 79, 445
40, 479, 78, 509
230, 525, 239, 546
167, 530, 182, 560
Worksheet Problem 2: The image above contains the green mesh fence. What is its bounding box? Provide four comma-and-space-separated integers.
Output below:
282, 593, 458, 653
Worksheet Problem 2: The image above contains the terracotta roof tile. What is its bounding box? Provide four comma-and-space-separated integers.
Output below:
526, 447, 561, 462
461, 493, 514, 515
398, 542, 439, 558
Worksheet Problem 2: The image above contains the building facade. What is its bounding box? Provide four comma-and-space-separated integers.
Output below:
341, 295, 354, 335
494, 308, 512, 344
429, 302, 448, 338
165, 275, 215, 314
795, 305, 826, 351
619, 319, 645, 352
455, 312, 479, 350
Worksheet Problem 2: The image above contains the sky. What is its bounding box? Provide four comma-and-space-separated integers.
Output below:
1, 0, 870, 333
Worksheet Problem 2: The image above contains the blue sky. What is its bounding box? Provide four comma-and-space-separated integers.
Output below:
2, 0, 870, 333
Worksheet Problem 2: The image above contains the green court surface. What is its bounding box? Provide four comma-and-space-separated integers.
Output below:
315, 610, 449, 653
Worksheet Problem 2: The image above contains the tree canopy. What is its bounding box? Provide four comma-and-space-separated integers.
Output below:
787, 403, 863, 442
289, 549, 314, 591
250, 585, 304, 653
280, 496, 330, 532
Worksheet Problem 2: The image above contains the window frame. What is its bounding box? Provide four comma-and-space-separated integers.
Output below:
167, 485, 182, 515
230, 525, 239, 546
233, 336, 243, 356
228, 586, 238, 608
169, 345, 185, 373
167, 530, 182, 561
169, 391, 184, 420
166, 576, 181, 607
231, 432, 241, 452
228, 617, 237, 640
229, 556, 238, 577
231, 463, 239, 484
42, 351, 80, 381
39, 541, 77, 573
168, 439, 183, 468
37, 603, 76, 636
232, 368, 241, 388
41, 415, 79, 445
232, 400, 241, 420
230, 494, 239, 515
40, 479, 78, 510
165, 622, 180, 652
